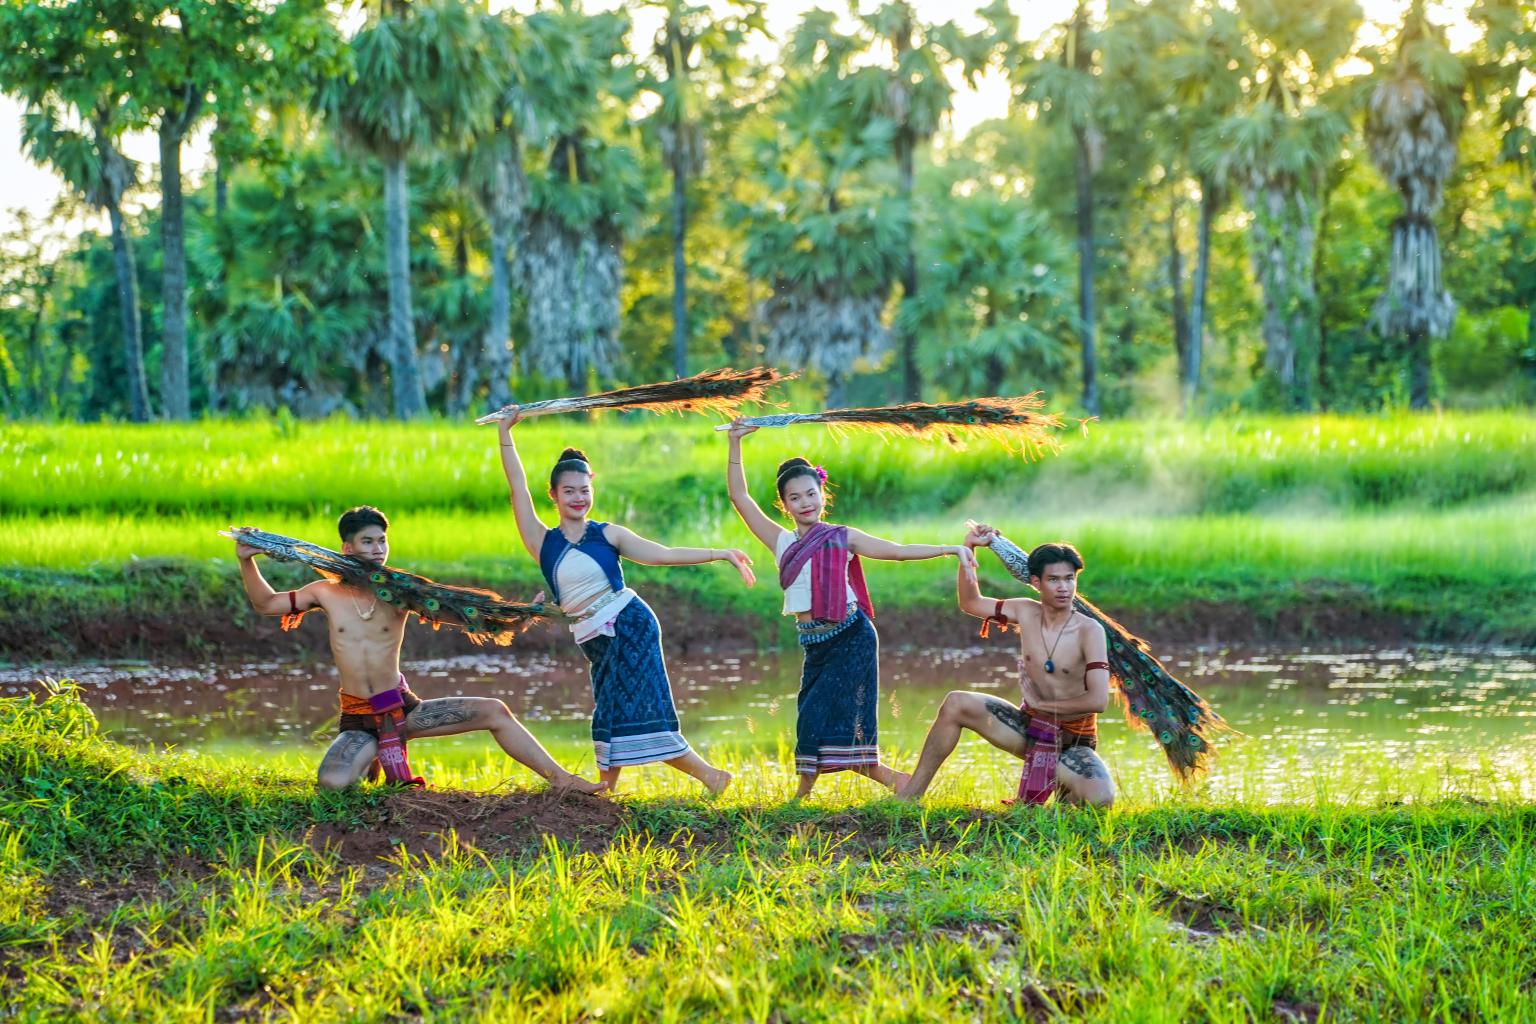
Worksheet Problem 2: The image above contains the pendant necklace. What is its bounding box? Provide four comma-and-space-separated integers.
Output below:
1040, 607, 1075, 674
350, 590, 378, 621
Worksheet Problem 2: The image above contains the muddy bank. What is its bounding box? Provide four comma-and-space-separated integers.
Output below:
3, 561, 1521, 662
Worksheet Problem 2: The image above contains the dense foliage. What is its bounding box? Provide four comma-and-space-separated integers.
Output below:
0, 0, 1533, 421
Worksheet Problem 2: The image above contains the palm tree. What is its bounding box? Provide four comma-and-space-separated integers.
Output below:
510, 7, 643, 391
1367, 0, 1464, 409
1200, 0, 1360, 411
321, 0, 500, 418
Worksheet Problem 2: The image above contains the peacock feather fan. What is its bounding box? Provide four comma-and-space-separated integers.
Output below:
717, 395, 1063, 459
476, 366, 793, 425
986, 532, 1225, 779
223, 528, 555, 645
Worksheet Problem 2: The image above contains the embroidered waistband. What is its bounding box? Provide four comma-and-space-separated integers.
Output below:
796, 604, 861, 646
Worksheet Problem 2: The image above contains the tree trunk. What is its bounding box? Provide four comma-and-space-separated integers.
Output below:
383, 155, 426, 418
106, 200, 152, 423
896, 124, 920, 402
670, 130, 689, 380
1167, 190, 1190, 402
159, 120, 190, 419
1245, 177, 1318, 411
482, 131, 516, 409
1187, 178, 1215, 412
1073, 126, 1098, 416
1408, 326, 1431, 409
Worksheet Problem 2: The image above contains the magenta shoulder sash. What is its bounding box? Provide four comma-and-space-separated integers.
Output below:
777, 523, 875, 622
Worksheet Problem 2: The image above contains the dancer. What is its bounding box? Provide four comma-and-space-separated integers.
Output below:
898, 524, 1114, 806
497, 413, 751, 793
725, 419, 976, 798
234, 505, 605, 794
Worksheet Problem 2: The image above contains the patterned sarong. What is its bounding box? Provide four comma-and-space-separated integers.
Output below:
1010, 711, 1097, 805
577, 597, 691, 770
336, 677, 425, 787
794, 606, 881, 775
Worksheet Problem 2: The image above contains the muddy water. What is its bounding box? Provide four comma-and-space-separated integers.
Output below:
6, 646, 1535, 801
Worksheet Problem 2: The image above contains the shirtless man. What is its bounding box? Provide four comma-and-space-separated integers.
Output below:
235, 504, 604, 794
898, 525, 1114, 806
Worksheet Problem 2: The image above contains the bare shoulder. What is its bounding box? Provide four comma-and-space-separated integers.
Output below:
1009, 597, 1041, 624
1072, 615, 1108, 650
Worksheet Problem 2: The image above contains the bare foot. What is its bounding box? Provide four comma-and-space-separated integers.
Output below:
550, 772, 609, 797
887, 769, 912, 794
703, 768, 733, 796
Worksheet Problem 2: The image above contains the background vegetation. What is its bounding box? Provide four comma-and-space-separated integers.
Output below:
0, 0, 1533, 424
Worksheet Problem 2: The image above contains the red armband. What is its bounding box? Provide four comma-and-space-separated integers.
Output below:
979, 599, 1012, 638
1083, 660, 1110, 692
280, 590, 307, 631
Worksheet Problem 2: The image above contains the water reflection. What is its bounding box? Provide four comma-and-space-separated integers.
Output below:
5, 646, 1534, 801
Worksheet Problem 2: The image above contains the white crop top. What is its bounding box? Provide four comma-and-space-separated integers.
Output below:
554, 547, 617, 616
776, 529, 858, 616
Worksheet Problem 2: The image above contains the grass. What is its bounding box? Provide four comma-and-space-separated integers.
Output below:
6, 684, 1536, 1022
4, 411, 1535, 649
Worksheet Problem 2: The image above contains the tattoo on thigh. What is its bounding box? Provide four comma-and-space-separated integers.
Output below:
322, 731, 373, 771
1059, 745, 1106, 780
984, 698, 1027, 737
408, 699, 476, 731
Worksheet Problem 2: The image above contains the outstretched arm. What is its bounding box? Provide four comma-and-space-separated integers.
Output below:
235, 540, 323, 616
726, 419, 782, 553
496, 414, 550, 560
956, 529, 1009, 620
847, 528, 977, 572
604, 525, 756, 586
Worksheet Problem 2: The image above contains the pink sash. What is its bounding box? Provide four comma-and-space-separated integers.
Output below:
778, 523, 874, 622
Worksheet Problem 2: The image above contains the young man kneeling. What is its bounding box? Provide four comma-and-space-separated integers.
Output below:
899, 526, 1114, 806
234, 505, 604, 794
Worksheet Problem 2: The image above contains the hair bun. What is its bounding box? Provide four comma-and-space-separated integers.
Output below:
776, 456, 812, 477
558, 447, 589, 464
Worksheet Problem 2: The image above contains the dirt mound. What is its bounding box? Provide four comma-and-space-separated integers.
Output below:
305, 788, 625, 864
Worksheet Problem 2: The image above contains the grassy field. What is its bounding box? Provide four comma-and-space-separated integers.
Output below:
6, 684, 1534, 1022
3, 412, 1535, 651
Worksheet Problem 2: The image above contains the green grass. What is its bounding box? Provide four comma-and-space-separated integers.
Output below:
6, 685, 1535, 1022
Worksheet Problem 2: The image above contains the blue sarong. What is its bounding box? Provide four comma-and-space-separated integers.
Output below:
577, 597, 691, 770
794, 607, 880, 775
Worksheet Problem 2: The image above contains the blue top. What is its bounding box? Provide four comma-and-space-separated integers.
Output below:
539, 521, 626, 606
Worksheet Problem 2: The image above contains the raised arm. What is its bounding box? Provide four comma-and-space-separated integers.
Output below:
726, 419, 781, 552
956, 528, 1010, 620
603, 525, 755, 586
496, 414, 550, 560
235, 539, 323, 616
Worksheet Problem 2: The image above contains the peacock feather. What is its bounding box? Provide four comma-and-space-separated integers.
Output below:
224, 528, 556, 645
716, 395, 1064, 458
476, 366, 793, 425
987, 533, 1224, 779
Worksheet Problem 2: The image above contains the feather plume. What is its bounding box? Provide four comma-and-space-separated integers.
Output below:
985, 532, 1225, 779
477, 367, 792, 425
715, 395, 1063, 458
223, 528, 555, 645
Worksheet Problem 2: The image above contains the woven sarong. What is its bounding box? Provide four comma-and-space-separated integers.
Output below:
793, 607, 880, 775
577, 598, 690, 770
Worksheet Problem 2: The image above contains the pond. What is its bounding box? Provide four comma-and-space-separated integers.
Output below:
7, 645, 1534, 803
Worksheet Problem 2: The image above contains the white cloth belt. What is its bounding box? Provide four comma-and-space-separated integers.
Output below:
571, 587, 637, 644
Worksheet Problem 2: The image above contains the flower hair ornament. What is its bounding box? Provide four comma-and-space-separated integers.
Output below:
813, 465, 828, 485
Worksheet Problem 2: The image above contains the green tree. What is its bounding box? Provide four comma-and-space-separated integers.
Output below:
1365, 0, 1465, 409
321, 0, 502, 418
0, 1, 153, 421
1198, 0, 1360, 411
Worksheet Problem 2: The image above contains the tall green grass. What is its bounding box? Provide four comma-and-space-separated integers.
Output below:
4, 412, 1533, 522
5, 685, 1535, 1022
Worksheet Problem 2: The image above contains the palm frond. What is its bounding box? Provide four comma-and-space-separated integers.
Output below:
223, 528, 554, 645
477, 366, 793, 424
719, 395, 1064, 458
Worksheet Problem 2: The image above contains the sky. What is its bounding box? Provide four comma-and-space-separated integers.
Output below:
0, 0, 1479, 237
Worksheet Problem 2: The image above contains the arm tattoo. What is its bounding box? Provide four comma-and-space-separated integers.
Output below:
984, 698, 1028, 737
408, 699, 476, 731
990, 534, 1032, 586
1059, 745, 1106, 781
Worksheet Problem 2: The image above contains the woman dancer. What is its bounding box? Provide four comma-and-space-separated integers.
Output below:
726, 419, 976, 798
498, 413, 753, 793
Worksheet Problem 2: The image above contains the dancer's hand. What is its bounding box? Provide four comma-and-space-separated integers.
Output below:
494, 405, 524, 434
719, 547, 756, 586
727, 416, 758, 440
231, 529, 261, 561
951, 543, 978, 582
964, 520, 997, 547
